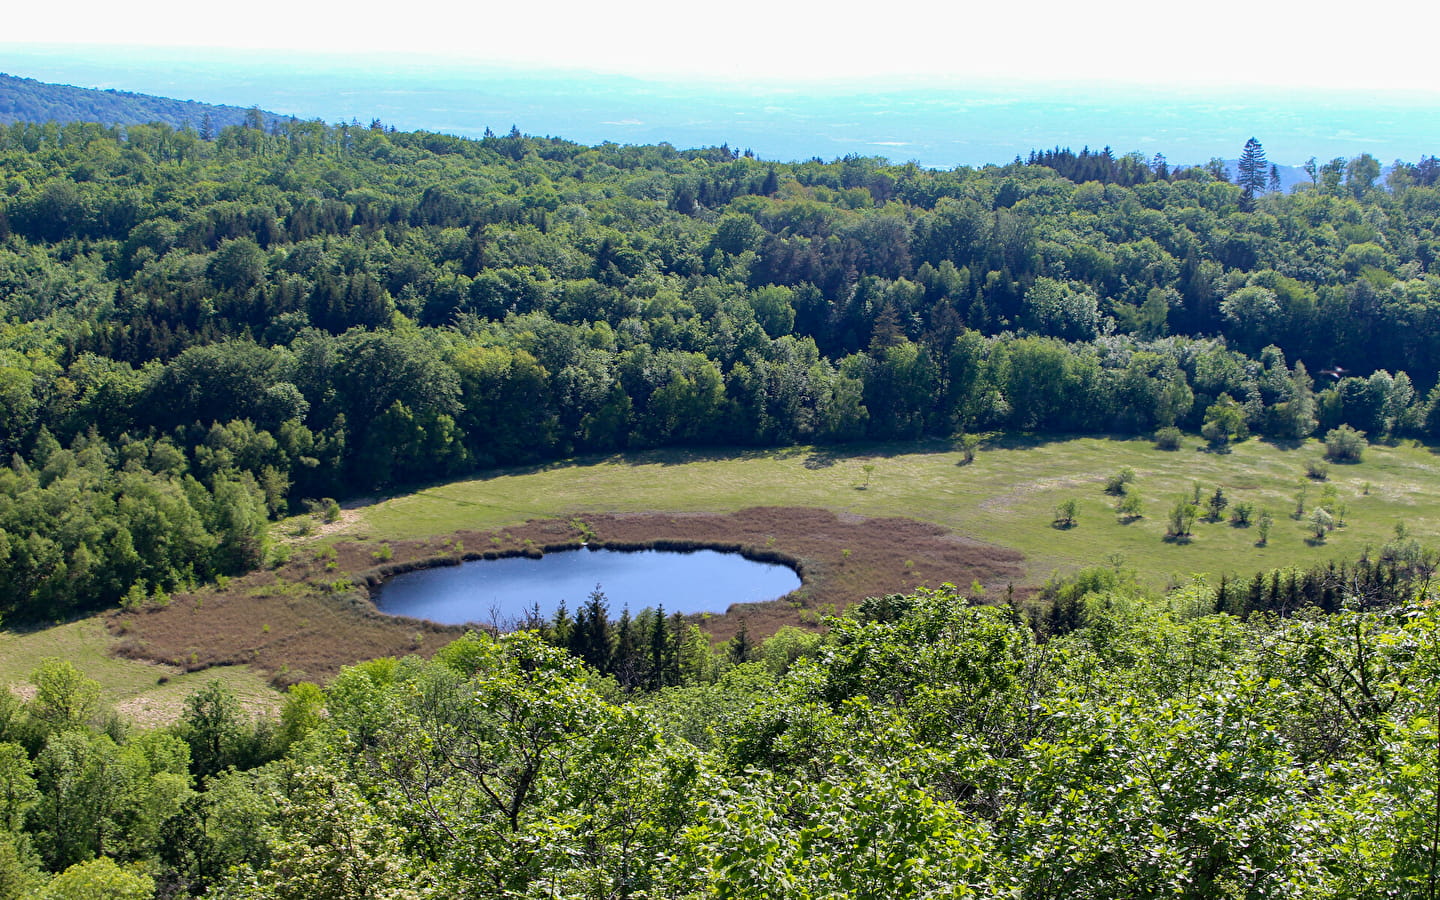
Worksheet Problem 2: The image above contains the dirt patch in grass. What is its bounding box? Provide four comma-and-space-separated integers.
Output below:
111, 506, 1025, 682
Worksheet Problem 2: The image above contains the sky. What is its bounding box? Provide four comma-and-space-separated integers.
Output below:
6, 0, 1440, 93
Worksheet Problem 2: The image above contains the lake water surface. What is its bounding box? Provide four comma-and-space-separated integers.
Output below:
374, 547, 801, 626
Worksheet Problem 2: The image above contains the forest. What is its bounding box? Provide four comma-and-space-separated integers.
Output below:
2, 117, 1439, 622
4, 111, 1440, 894
0, 74, 283, 135
5, 576, 1440, 897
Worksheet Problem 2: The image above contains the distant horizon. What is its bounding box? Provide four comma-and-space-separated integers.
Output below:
2, 43, 1437, 170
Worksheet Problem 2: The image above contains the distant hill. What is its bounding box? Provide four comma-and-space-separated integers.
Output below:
1219, 159, 1313, 192
0, 71, 288, 131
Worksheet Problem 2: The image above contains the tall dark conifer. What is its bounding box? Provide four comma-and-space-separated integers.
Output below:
613, 607, 641, 690
1237, 138, 1268, 207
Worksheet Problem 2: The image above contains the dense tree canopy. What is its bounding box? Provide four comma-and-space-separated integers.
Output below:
1, 119, 1440, 620
6, 571, 1440, 897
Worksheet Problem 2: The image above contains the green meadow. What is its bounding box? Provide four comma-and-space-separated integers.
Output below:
11, 433, 1439, 719
0, 617, 279, 726
351, 434, 1439, 589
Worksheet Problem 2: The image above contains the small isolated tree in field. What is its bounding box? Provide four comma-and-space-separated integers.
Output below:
1206, 486, 1228, 521
1256, 509, 1273, 545
1309, 506, 1335, 542
1104, 467, 1136, 495
1230, 501, 1254, 526
1167, 498, 1198, 539
856, 463, 876, 490
1154, 426, 1182, 450
1116, 492, 1143, 521
1324, 425, 1366, 462
1054, 498, 1079, 528
953, 431, 980, 465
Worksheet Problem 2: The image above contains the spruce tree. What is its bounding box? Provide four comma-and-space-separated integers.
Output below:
1237, 137, 1269, 202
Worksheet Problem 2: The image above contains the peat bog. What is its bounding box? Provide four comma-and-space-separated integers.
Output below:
108, 506, 1027, 684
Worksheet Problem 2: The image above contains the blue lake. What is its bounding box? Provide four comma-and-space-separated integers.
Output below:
373, 547, 801, 626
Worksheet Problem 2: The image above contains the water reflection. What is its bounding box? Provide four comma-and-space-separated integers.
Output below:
374, 547, 801, 626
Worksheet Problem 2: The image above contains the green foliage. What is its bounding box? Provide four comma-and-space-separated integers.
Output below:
1230, 501, 1254, 526
1153, 425, 1183, 450
1205, 485, 1228, 520
1201, 393, 1248, 448
26, 660, 102, 741
1053, 497, 1079, 528
1, 114, 1439, 624
1167, 497, 1198, 538
1324, 425, 1367, 462
1256, 508, 1273, 544
35, 857, 154, 900
1103, 467, 1135, 495
10, 586, 1440, 894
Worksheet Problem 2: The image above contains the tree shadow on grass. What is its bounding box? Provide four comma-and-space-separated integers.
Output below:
1258, 436, 1307, 452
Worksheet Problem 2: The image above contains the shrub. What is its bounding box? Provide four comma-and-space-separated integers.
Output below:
1323, 425, 1366, 462
1154, 426, 1183, 450
1103, 467, 1136, 495
1167, 498, 1198, 538
1229, 502, 1254, 526
1305, 459, 1330, 480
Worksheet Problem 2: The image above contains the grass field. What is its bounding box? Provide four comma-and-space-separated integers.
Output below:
344, 434, 1440, 590
9, 432, 1439, 719
0, 618, 280, 727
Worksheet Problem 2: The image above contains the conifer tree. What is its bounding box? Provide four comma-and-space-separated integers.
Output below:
1237, 137, 1268, 203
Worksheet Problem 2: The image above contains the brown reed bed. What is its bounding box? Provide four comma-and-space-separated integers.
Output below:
109, 507, 1026, 684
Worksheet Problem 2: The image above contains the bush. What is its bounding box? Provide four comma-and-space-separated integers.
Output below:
1154, 426, 1183, 451
1305, 459, 1330, 480
1166, 498, 1198, 538
1103, 467, 1136, 495
1323, 425, 1366, 462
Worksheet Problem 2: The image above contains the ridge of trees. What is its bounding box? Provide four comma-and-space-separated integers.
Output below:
0, 73, 286, 134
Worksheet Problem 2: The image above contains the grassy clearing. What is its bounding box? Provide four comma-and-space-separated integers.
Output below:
342, 435, 1440, 589
0, 617, 280, 727
10, 432, 1436, 707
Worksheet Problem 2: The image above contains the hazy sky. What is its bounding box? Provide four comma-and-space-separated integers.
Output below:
7, 0, 1439, 92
